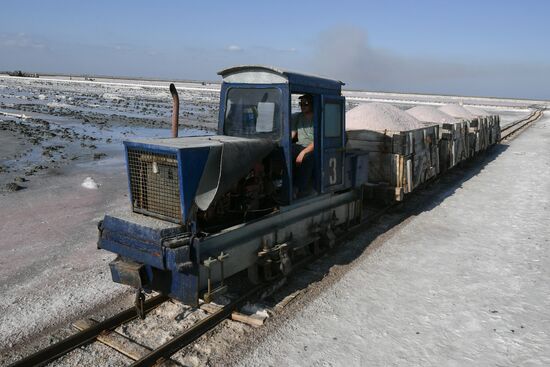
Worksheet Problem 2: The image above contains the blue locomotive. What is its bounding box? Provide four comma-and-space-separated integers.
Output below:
98, 66, 369, 306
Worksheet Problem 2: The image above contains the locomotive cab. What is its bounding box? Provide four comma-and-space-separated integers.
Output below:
218, 66, 347, 205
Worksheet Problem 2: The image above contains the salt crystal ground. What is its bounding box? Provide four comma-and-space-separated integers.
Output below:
239, 114, 550, 366
0, 75, 548, 365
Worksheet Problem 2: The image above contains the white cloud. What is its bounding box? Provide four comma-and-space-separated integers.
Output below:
0, 33, 46, 49
250, 45, 298, 53
112, 43, 133, 52
226, 45, 243, 52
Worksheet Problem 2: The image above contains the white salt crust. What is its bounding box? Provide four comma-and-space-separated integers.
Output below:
407, 105, 457, 124
346, 103, 424, 131
438, 104, 476, 119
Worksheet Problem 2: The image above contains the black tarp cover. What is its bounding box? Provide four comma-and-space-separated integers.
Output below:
194, 135, 275, 210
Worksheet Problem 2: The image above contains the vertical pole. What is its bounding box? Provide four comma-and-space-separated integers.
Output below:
170, 83, 179, 138
220, 259, 225, 286
207, 266, 212, 296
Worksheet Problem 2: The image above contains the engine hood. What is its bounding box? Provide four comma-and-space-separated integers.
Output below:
124, 135, 275, 223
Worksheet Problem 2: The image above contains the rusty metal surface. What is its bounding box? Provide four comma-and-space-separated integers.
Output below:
500, 109, 543, 140
170, 83, 179, 138
130, 285, 263, 367
8, 295, 168, 367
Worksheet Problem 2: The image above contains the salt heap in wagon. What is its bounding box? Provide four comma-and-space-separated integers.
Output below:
407, 105, 467, 171
439, 104, 500, 156
346, 103, 439, 201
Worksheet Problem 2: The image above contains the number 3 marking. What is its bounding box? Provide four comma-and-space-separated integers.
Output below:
329, 157, 337, 185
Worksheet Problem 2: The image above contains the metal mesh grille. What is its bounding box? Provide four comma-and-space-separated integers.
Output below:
127, 148, 182, 223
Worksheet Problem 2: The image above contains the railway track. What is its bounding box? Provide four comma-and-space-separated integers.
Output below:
500, 109, 544, 140
9, 208, 383, 367
9, 295, 167, 367
9, 286, 274, 367
128, 284, 266, 367
9, 108, 545, 367
9, 223, 368, 367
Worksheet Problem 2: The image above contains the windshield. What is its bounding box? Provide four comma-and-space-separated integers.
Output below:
224, 87, 282, 140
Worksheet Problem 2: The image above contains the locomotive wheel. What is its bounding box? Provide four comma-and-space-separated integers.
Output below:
279, 250, 292, 276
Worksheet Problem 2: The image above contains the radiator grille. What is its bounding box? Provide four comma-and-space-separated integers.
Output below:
127, 148, 182, 223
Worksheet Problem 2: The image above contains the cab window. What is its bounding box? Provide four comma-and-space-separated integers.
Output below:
224, 88, 282, 140
324, 102, 342, 138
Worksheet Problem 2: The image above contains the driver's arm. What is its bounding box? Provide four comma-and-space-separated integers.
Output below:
296, 142, 314, 164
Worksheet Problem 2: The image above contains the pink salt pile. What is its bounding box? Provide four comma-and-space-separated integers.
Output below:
406, 106, 457, 124
463, 105, 489, 116
346, 103, 424, 131
438, 104, 476, 119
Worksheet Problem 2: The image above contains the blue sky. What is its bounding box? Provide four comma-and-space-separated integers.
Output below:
1, 0, 549, 99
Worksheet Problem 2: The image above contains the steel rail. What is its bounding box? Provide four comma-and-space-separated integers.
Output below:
130, 285, 264, 367
9, 294, 168, 367
500, 109, 543, 140
502, 109, 542, 131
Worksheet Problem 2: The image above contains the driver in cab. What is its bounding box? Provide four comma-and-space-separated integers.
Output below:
291, 94, 314, 198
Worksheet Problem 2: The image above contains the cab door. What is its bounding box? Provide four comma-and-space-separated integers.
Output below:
320, 95, 345, 193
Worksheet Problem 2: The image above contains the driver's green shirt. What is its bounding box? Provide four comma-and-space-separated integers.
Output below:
291, 112, 314, 146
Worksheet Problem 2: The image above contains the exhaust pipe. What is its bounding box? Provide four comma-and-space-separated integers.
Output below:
170, 83, 179, 138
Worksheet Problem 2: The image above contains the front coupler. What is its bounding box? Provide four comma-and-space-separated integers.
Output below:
97, 211, 200, 306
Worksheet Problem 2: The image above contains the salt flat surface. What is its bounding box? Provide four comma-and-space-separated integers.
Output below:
239, 115, 550, 366
0, 163, 130, 355
0, 75, 546, 364
343, 89, 548, 109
